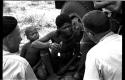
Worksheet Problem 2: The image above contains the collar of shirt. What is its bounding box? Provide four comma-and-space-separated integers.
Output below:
3, 50, 19, 56
99, 32, 114, 42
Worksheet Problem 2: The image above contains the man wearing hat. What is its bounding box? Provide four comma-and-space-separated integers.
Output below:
3, 16, 37, 79
82, 10, 122, 80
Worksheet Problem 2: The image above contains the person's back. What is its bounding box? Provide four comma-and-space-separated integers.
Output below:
3, 50, 37, 80
98, 34, 122, 80
85, 33, 122, 80
21, 42, 41, 67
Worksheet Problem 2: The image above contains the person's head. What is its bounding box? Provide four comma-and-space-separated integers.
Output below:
25, 27, 39, 42
70, 13, 81, 24
82, 10, 111, 43
3, 16, 22, 53
55, 13, 73, 41
69, 13, 84, 31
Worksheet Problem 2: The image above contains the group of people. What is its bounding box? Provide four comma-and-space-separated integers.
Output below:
3, 1, 122, 80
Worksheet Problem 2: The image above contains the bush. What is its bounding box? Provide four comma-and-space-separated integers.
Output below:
4, 7, 12, 13
23, 15, 35, 24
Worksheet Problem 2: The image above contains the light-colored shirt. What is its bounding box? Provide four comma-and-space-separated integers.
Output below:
3, 50, 37, 80
83, 32, 122, 80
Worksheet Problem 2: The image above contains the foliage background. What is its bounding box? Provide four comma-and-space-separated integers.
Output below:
3, 1, 61, 49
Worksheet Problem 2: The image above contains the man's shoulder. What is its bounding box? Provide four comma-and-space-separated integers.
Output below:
4, 54, 29, 66
47, 30, 58, 38
86, 43, 102, 59
87, 34, 122, 58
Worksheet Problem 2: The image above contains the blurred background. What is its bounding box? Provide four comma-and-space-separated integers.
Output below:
3, 1, 61, 47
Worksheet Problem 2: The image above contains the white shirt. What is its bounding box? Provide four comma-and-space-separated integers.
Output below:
83, 32, 122, 80
3, 50, 37, 80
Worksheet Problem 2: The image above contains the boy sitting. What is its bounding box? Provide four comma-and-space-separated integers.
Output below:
20, 27, 47, 80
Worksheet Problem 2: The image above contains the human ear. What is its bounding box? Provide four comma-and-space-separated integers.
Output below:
87, 31, 95, 38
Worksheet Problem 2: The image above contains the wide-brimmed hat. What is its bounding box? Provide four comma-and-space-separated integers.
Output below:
3, 16, 17, 38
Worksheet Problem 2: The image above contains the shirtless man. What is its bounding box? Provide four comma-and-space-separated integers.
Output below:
31, 14, 83, 78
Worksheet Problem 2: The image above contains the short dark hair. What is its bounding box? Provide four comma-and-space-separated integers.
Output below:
25, 27, 37, 36
82, 10, 110, 34
56, 13, 72, 29
3, 16, 17, 38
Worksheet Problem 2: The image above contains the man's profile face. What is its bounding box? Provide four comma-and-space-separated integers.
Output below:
84, 27, 94, 42
8, 26, 22, 52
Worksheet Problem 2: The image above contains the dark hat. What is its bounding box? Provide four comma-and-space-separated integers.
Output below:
82, 10, 110, 34
3, 16, 17, 38
56, 14, 71, 29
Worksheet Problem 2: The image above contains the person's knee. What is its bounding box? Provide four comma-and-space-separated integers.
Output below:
40, 49, 50, 56
36, 65, 47, 80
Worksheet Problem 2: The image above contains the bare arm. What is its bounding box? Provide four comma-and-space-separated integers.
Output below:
106, 1, 121, 12
94, 1, 116, 9
94, 1, 121, 12
31, 31, 54, 49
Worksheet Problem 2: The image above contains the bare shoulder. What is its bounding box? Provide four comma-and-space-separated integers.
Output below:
23, 42, 31, 48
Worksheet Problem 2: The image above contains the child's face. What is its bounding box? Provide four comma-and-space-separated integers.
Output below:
27, 29, 39, 41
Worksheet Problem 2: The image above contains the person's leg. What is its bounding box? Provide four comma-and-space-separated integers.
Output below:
50, 54, 60, 73
40, 49, 55, 75
36, 63, 47, 80
74, 42, 95, 80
